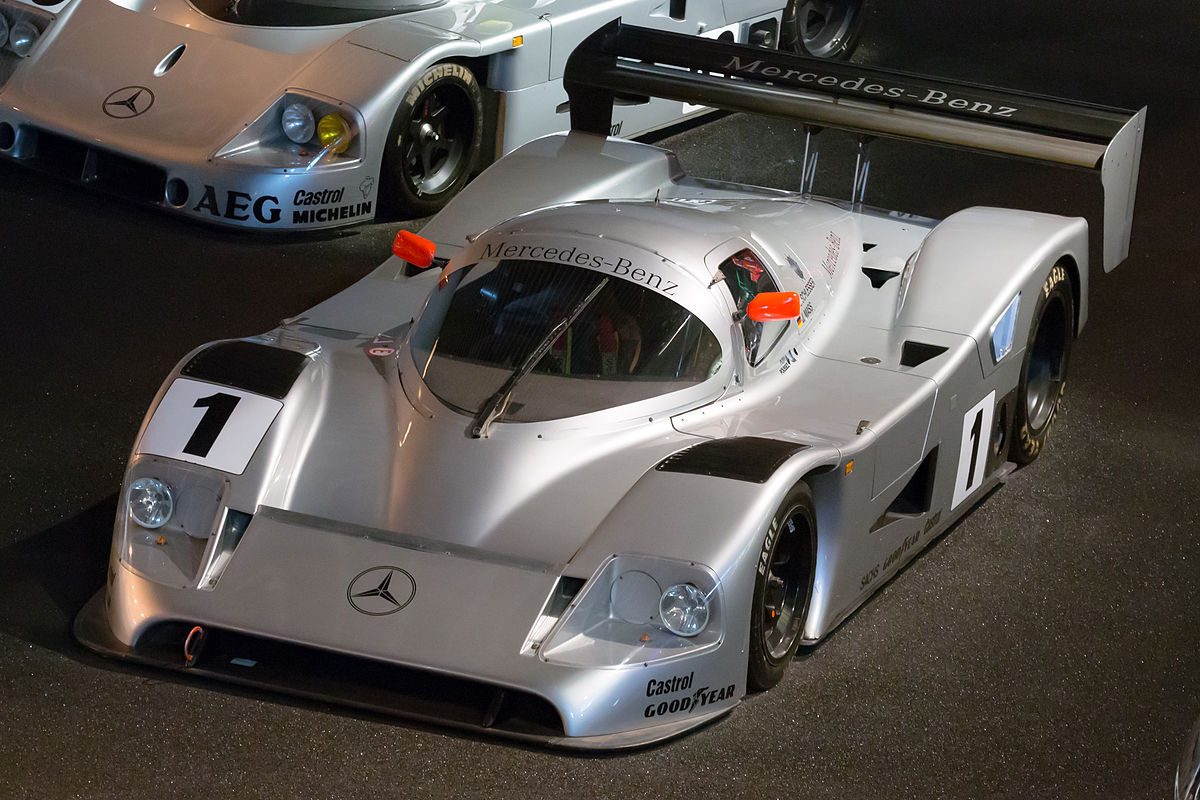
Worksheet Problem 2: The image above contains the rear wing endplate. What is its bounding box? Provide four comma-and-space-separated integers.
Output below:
564, 22, 1145, 271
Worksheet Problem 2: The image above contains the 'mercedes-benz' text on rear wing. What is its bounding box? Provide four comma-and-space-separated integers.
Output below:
565, 22, 1145, 272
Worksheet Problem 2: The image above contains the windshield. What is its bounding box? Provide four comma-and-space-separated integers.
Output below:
189, 0, 443, 27
410, 259, 724, 424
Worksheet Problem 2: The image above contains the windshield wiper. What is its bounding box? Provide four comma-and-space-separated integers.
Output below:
470, 277, 609, 439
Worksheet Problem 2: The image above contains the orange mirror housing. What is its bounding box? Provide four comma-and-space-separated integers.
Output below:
393, 230, 437, 268
747, 292, 801, 322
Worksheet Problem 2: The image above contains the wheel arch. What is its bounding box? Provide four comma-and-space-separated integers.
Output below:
567, 438, 842, 660
898, 207, 1091, 376
377, 56, 489, 216
1057, 252, 1084, 336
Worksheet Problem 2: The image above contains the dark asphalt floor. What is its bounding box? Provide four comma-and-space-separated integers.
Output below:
2, 1, 1198, 798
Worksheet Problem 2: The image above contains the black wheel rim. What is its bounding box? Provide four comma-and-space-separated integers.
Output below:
761, 510, 811, 661
402, 83, 473, 197
794, 0, 861, 58
1025, 295, 1069, 431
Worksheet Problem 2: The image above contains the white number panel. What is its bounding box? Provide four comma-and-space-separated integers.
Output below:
138, 379, 283, 475
951, 390, 996, 510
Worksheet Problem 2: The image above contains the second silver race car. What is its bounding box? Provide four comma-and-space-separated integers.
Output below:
0, 0, 866, 227
75, 25, 1145, 748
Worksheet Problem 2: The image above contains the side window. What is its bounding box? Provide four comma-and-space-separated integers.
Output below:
720, 248, 786, 366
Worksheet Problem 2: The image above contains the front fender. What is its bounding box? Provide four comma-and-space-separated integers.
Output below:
568, 438, 841, 656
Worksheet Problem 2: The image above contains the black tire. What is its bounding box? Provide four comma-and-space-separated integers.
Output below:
781, 0, 868, 60
381, 62, 484, 218
748, 482, 817, 692
1010, 263, 1074, 465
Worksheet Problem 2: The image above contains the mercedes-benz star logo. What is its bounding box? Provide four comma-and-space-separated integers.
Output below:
102, 86, 155, 119
346, 566, 416, 616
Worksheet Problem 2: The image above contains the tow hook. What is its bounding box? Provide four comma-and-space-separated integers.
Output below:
183, 625, 207, 669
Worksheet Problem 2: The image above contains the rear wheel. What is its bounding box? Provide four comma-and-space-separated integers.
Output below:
1010, 263, 1073, 464
381, 62, 483, 218
748, 482, 817, 692
781, 0, 868, 60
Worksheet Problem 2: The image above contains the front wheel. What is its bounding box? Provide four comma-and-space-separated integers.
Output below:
748, 482, 817, 692
381, 62, 484, 218
1010, 263, 1074, 465
781, 0, 868, 60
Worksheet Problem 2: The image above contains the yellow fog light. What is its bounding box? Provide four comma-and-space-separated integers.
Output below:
317, 113, 352, 155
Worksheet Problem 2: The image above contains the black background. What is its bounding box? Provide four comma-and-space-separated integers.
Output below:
1, 1, 1197, 797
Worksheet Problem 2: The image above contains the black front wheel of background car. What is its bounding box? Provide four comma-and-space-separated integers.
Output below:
382, 62, 484, 218
781, 0, 868, 60
1010, 263, 1074, 465
748, 482, 817, 692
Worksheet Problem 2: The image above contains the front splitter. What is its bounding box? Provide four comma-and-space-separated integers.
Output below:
73, 590, 733, 751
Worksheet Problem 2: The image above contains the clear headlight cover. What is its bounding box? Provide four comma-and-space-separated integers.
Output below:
119, 457, 231, 589
127, 477, 174, 529
0, 2, 53, 68
539, 555, 722, 668
215, 91, 363, 169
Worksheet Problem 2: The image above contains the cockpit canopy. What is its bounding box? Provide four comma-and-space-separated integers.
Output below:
411, 258, 724, 424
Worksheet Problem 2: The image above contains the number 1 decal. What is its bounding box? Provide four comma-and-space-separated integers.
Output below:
138, 379, 284, 475
952, 391, 996, 510
183, 393, 241, 458
966, 408, 983, 489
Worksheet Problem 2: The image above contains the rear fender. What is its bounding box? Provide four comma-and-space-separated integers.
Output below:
897, 207, 1088, 378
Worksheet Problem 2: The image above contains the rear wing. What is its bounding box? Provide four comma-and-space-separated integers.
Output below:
564, 22, 1145, 272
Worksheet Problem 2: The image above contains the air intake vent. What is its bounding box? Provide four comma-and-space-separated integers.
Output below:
900, 341, 948, 367
862, 267, 899, 288
155, 44, 186, 77
131, 622, 566, 739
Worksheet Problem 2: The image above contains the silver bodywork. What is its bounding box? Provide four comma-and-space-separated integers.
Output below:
0, 0, 789, 229
77, 126, 1120, 747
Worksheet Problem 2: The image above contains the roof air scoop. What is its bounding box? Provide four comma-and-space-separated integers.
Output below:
154, 44, 186, 78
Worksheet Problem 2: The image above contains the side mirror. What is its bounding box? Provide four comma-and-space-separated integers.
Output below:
747, 292, 801, 322
393, 230, 437, 268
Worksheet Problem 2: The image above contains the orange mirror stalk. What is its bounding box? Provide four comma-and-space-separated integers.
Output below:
747, 292, 801, 322
393, 230, 437, 268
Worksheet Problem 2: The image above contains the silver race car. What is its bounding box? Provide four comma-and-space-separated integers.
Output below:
0, 0, 865, 228
75, 25, 1145, 748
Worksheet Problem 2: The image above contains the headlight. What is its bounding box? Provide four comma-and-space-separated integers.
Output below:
317, 113, 352, 155
538, 555, 722, 668
659, 583, 710, 637
9, 19, 38, 57
127, 477, 174, 529
281, 103, 315, 145
214, 92, 363, 168
0, 15, 10, 50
